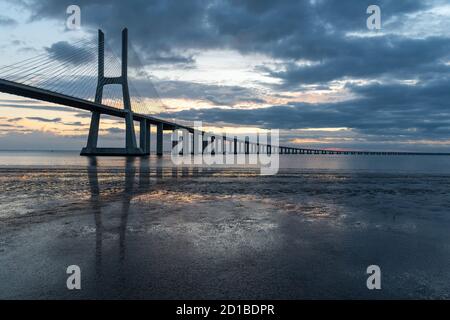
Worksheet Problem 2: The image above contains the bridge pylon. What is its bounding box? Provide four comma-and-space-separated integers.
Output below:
81, 28, 146, 156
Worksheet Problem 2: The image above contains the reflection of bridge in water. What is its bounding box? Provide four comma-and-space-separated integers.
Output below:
87, 156, 246, 282
1, 29, 449, 156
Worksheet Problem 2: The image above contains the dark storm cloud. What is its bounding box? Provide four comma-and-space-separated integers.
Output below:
269, 36, 450, 87
26, 0, 216, 66
45, 41, 95, 64
22, 0, 445, 83
206, 0, 432, 61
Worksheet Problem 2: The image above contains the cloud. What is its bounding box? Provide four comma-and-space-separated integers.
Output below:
0, 130, 87, 150
73, 112, 120, 121
105, 127, 125, 134
0, 15, 17, 26
0, 99, 42, 104
268, 36, 450, 88
26, 116, 62, 123
63, 121, 84, 126
129, 47, 196, 66
21, 0, 448, 87
45, 41, 95, 65
7, 117, 22, 122
11, 40, 25, 46
73, 112, 92, 118
0, 103, 78, 113
151, 79, 265, 106
156, 76, 450, 146
0, 123, 21, 128
25, 0, 217, 67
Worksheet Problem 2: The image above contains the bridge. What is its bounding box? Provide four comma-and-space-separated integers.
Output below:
0, 29, 448, 157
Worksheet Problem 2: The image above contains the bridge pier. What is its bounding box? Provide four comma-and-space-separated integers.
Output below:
222, 136, 227, 155
183, 130, 190, 155
85, 111, 100, 151
139, 119, 149, 155
211, 136, 216, 155
157, 123, 164, 156
181, 130, 190, 155
172, 135, 181, 155
191, 132, 195, 155
175, 128, 187, 156
125, 111, 138, 151
202, 133, 208, 153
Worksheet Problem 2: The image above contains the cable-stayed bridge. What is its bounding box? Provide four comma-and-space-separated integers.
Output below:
0, 29, 448, 156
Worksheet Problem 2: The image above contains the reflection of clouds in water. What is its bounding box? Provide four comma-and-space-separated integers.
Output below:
0, 170, 93, 219
127, 187, 352, 259
132, 190, 281, 257
134, 190, 222, 203
280, 203, 334, 219
133, 189, 345, 221
146, 220, 279, 258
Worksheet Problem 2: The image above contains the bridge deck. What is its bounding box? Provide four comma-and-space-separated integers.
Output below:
0, 79, 185, 131
1, 78, 449, 156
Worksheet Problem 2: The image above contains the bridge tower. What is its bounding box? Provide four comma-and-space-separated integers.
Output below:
81, 28, 145, 156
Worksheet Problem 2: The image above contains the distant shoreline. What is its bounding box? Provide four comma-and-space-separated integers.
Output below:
1, 149, 450, 155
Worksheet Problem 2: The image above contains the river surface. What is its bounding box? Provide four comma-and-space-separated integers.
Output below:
0, 151, 450, 299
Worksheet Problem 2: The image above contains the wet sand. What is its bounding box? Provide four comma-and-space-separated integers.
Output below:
1, 155, 450, 299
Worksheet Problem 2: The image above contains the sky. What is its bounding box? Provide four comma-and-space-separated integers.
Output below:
1, 0, 450, 151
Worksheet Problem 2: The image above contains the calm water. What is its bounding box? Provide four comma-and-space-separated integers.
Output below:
1, 151, 450, 299
1, 150, 450, 173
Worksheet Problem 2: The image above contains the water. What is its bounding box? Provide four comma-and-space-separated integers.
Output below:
2, 150, 450, 173
1, 151, 450, 299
